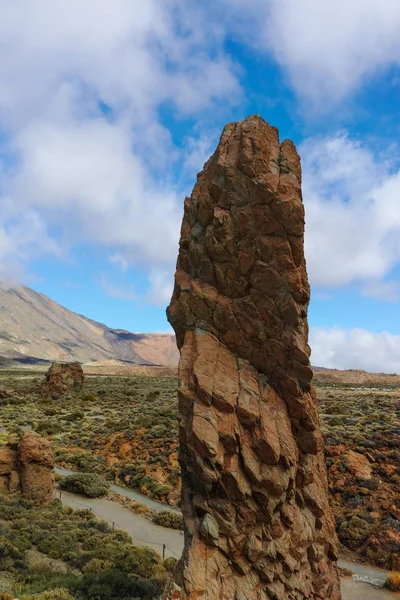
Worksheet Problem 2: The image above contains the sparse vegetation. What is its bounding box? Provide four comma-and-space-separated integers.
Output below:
318, 385, 400, 570
385, 571, 400, 591
0, 368, 399, 573
0, 493, 166, 599
59, 474, 110, 498
152, 511, 183, 531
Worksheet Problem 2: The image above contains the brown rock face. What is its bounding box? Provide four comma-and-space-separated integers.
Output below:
0, 432, 54, 505
42, 361, 84, 397
165, 116, 341, 600
0, 445, 19, 494
19, 431, 54, 505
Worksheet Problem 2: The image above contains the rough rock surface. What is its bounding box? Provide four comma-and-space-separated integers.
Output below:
19, 431, 54, 505
0, 433, 54, 505
42, 361, 84, 397
0, 444, 19, 494
343, 450, 372, 480
165, 115, 341, 599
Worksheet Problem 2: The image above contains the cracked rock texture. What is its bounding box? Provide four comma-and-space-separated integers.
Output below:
0, 432, 54, 506
165, 115, 341, 599
42, 361, 84, 397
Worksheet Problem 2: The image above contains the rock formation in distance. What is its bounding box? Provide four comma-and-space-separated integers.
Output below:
165, 115, 341, 599
42, 362, 84, 398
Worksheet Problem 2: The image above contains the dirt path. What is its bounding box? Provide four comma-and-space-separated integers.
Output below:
55, 466, 181, 514
59, 487, 184, 560
341, 579, 398, 599
55, 469, 398, 599
338, 558, 389, 587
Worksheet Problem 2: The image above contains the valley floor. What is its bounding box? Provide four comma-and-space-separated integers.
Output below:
0, 367, 399, 598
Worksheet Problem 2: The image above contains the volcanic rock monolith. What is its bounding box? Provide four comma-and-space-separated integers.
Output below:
165, 115, 341, 600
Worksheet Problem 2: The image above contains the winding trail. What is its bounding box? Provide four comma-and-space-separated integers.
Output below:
338, 558, 389, 587
58, 487, 184, 560
55, 467, 398, 598
55, 466, 181, 514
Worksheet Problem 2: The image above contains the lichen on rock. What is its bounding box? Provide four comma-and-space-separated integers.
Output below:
164, 115, 341, 599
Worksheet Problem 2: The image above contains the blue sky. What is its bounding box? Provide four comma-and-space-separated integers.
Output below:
1, 0, 400, 372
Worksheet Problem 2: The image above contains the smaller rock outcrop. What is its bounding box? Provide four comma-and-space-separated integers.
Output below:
0, 444, 19, 494
42, 361, 84, 397
0, 432, 54, 505
19, 432, 54, 505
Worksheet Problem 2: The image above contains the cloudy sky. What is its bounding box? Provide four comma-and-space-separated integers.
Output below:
1, 0, 400, 372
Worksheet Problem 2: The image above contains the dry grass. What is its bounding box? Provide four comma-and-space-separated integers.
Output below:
385, 571, 400, 591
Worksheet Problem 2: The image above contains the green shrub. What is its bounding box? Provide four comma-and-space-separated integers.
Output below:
328, 416, 344, 427
65, 410, 84, 421
35, 421, 63, 435
59, 473, 110, 498
163, 557, 177, 572
76, 569, 162, 599
339, 516, 373, 549
81, 394, 97, 402
22, 588, 74, 600
152, 511, 183, 530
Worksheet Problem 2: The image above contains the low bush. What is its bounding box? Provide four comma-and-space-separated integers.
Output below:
385, 571, 400, 591
0, 494, 166, 599
163, 557, 177, 572
75, 568, 162, 599
328, 416, 344, 427
35, 421, 63, 436
339, 515, 373, 549
59, 473, 110, 498
152, 511, 183, 530
22, 588, 74, 600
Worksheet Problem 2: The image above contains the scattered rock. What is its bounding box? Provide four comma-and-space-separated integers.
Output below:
0, 446, 19, 494
42, 361, 84, 397
164, 115, 341, 599
19, 431, 54, 505
0, 432, 54, 506
344, 450, 372, 480
352, 574, 385, 588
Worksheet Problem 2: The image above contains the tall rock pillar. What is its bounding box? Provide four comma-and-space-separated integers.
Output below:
166, 115, 341, 600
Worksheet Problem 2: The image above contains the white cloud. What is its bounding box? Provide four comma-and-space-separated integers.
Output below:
147, 268, 174, 306
6, 117, 182, 267
1, 0, 400, 311
0, 0, 241, 301
0, 0, 239, 125
223, 0, 400, 102
0, 209, 60, 282
109, 254, 129, 272
362, 280, 400, 302
183, 130, 220, 174
302, 133, 400, 292
310, 327, 400, 373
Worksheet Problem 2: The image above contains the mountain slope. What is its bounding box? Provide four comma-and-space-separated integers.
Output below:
0, 284, 178, 366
